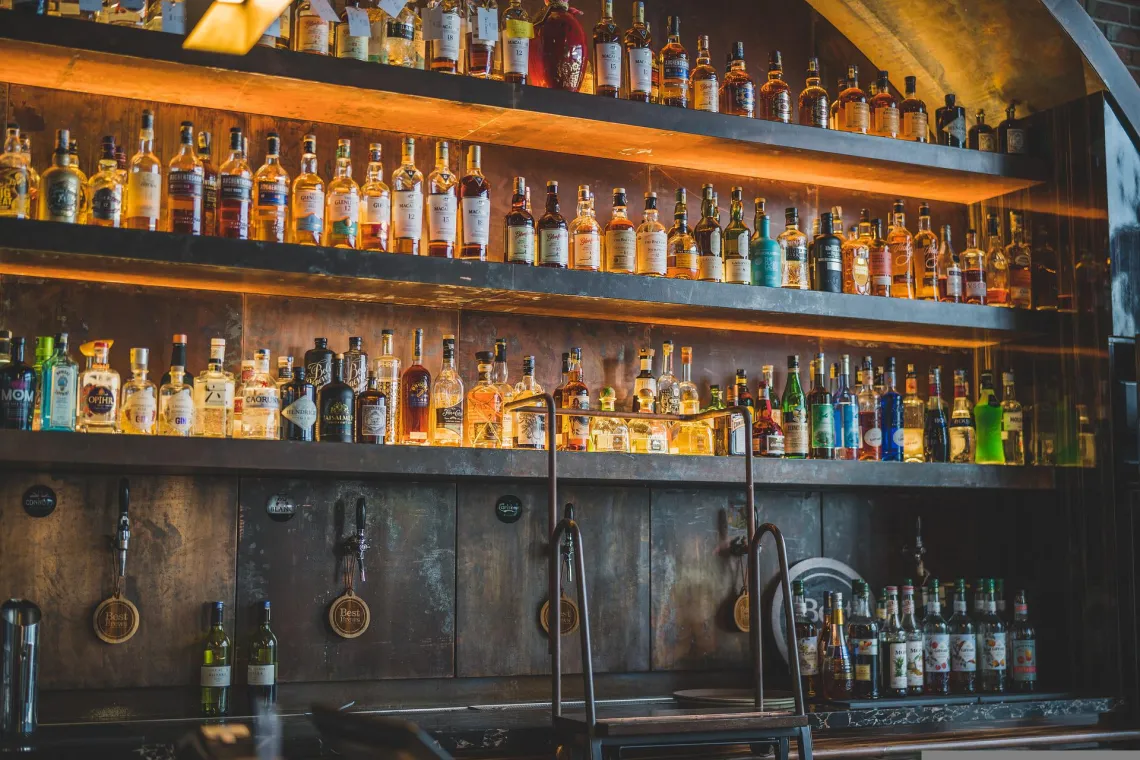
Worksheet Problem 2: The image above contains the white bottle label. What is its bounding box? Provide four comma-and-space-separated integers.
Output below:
797, 635, 818, 676
540, 228, 568, 267
461, 197, 490, 246
504, 34, 529, 74
507, 225, 535, 264
946, 270, 964, 298
573, 231, 601, 269
168, 391, 195, 434
950, 633, 977, 672
888, 642, 908, 688
966, 278, 986, 299
606, 229, 636, 272
596, 42, 621, 88
201, 665, 232, 687
428, 193, 456, 242
694, 79, 719, 112
698, 254, 723, 282
978, 133, 996, 153
127, 172, 162, 220
360, 402, 387, 436
394, 189, 423, 239
438, 11, 460, 60
628, 47, 652, 94
725, 257, 751, 284
329, 193, 359, 230
204, 380, 233, 409
124, 389, 157, 427
906, 639, 924, 687
49, 373, 76, 428
297, 16, 329, 53
336, 23, 369, 60
983, 632, 1007, 671
294, 188, 325, 232
362, 194, 390, 226
636, 230, 667, 275
247, 664, 276, 686
925, 633, 950, 672
282, 396, 317, 431
1004, 411, 1023, 432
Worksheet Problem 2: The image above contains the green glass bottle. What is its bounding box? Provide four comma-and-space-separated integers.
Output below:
782, 354, 808, 459
32, 335, 54, 429
807, 353, 835, 460
750, 198, 782, 287
201, 601, 232, 717
40, 332, 79, 432
247, 600, 278, 711
974, 370, 1005, 464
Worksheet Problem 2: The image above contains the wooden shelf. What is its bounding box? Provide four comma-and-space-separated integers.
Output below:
0, 430, 1056, 490
0, 219, 1064, 347
0, 16, 1047, 204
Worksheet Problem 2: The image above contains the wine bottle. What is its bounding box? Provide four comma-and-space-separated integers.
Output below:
247, 600, 278, 710
201, 601, 232, 717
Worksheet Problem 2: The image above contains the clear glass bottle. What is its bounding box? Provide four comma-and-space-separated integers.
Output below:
636, 192, 668, 277
372, 330, 401, 445
689, 35, 718, 113
425, 141, 458, 258
325, 139, 360, 249
194, 338, 235, 438
938, 225, 963, 303
247, 601, 277, 711
887, 200, 916, 299
88, 136, 124, 228
431, 335, 464, 446
923, 578, 951, 694
253, 132, 290, 244
901, 584, 925, 695
560, 348, 590, 452
159, 363, 196, 437
0, 123, 31, 220
490, 339, 513, 448
393, 137, 424, 255
948, 368, 976, 463
38, 129, 83, 223
358, 143, 391, 252
234, 359, 255, 436
68, 140, 89, 225
604, 187, 636, 274
201, 601, 232, 717
857, 356, 882, 460
1010, 590, 1036, 692
913, 203, 938, 300
570, 185, 602, 272
294, 0, 331, 54
974, 370, 1005, 464
778, 207, 809, 289
590, 386, 630, 453
1006, 210, 1033, 309
723, 187, 751, 284
750, 198, 782, 287
465, 350, 503, 448
124, 109, 162, 232
513, 355, 546, 449
242, 348, 280, 440
290, 134, 324, 246
78, 340, 121, 433
20, 136, 39, 220
882, 586, 907, 696
901, 363, 924, 463
1001, 370, 1025, 465
628, 349, 669, 454
40, 332, 79, 432
218, 127, 253, 240
384, 2, 419, 66
120, 347, 158, 435
985, 213, 1010, 306
656, 340, 680, 425
848, 580, 878, 699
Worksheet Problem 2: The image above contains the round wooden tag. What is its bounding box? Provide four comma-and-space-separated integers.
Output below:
329, 591, 370, 638
539, 596, 580, 636
733, 591, 750, 633
93, 596, 139, 644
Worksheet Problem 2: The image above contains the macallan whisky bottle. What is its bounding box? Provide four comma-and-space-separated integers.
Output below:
253, 132, 290, 244
592, 0, 621, 97
88, 136, 124, 229
290, 134, 324, 246
459, 145, 490, 260
428, 0, 463, 74
720, 42, 755, 117
505, 177, 535, 264
500, 0, 531, 83
570, 185, 601, 271
798, 57, 828, 128
623, 2, 652, 102
360, 143, 390, 252
124, 109, 161, 231
900, 76, 928, 142
217, 127, 253, 240
325, 139, 360, 249
427, 141, 457, 257
167, 122, 203, 235
392, 137, 424, 255
759, 50, 791, 123
688, 35, 718, 113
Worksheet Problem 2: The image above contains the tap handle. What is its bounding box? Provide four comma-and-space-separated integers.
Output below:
356, 496, 366, 534
355, 496, 367, 583
119, 478, 130, 519
116, 478, 131, 582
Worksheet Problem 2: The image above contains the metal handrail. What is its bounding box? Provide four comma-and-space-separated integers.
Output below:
550, 516, 596, 742
749, 522, 805, 716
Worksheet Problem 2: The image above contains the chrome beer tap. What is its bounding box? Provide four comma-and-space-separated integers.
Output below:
354, 496, 369, 583
116, 478, 130, 582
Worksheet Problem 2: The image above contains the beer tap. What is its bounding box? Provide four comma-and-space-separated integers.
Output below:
560, 503, 575, 585
901, 516, 929, 588
354, 497, 369, 584
116, 478, 131, 583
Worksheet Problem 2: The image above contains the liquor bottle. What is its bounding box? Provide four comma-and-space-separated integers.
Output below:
157, 333, 188, 387
305, 337, 335, 391
560, 348, 590, 452
948, 369, 975, 463
693, 185, 724, 283
158, 360, 195, 437
900, 584, 924, 695
490, 340, 513, 448
592, 0, 621, 97
922, 367, 949, 462
317, 355, 355, 443
797, 57, 828, 128
817, 592, 833, 694
234, 358, 254, 436
247, 601, 277, 711
861, 218, 889, 297
396, 330, 429, 446
985, 213, 1010, 306
886, 201, 916, 299
30, 336, 52, 430
20, 136, 39, 219
294, 0, 331, 54
424, 141, 457, 257
39, 129, 82, 223
912, 203, 937, 300
715, 187, 749, 284
938, 225, 963, 303
754, 369, 785, 458
513, 355, 547, 450
535, 181, 569, 268
252, 133, 290, 244
65, 140, 87, 223
0, 123, 31, 219
627, 349, 664, 453
0, 338, 35, 430
451, 145, 490, 260
201, 601, 231, 717
936, 94, 967, 147
748, 198, 781, 287
782, 355, 809, 459
343, 337, 368, 396
656, 341, 680, 416
323, 139, 360, 249
824, 592, 854, 700
368, 330, 400, 445
948, 579, 977, 694
831, 356, 858, 460
500, 0, 531, 83
813, 211, 842, 293
465, 350, 503, 448
623, 2, 652, 102
900, 77, 928, 142
356, 143, 391, 252
755, 50, 791, 123
1006, 211, 1033, 309
86, 136, 122, 228
241, 349, 280, 440
689, 35, 718, 113
384, 2, 419, 66
978, 579, 1006, 692
900, 364, 924, 463
217, 128, 252, 239
828, 77, 846, 129
968, 110, 996, 152
774, 207, 807, 290
195, 132, 218, 236
530, 0, 586, 90
849, 581, 879, 698
500, 177, 534, 265
194, 338, 234, 438
882, 587, 907, 696
869, 70, 899, 138
1010, 590, 1036, 692
163, 123, 203, 235
431, 335, 463, 446
837, 66, 869, 134
602, 187, 636, 274
878, 358, 903, 462
792, 580, 819, 700
1033, 225, 1061, 310
974, 370, 1005, 464
119, 348, 158, 435
658, 15, 687, 107
392, 137, 425, 255
1000, 371, 1025, 465
570, 185, 602, 271
636, 192, 668, 277
290, 134, 325, 246
922, 578, 950, 694
40, 333, 78, 432
280, 364, 317, 442
998, 103, 1027, 154
806, 355, 834, 460
840, 210, 870, 295
427, 0, 462, 73
465, 0, 497, 77
720, 42, 756, 118
122, 110, 161, 231
585, 386, 624, 453
960, 228, 987, 304
856, 357, 881, 461
996, 577, 1011, 679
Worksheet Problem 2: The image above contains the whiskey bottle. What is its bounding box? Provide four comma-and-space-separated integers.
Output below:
791, 581, 818, 700
997, 103, 1027, 154
88, 136, 124, 229
290, 134, 325, 246
753, 369, 784, 458
628, 349, 667, 454
235, 360, 255, 437
813, 211, 841, 293
0, 338, 35, 431
937, 225, 963, 303
635, 192, 667, 277
798, 57, 828, 128
948, 369, 976, 463
624, 2, 652, 102
158, 362, 195, 437
280, 364, 317, 442
749, 198, 781, 287
359, 143, 391, 252
491, 339, 513, 448
253, 133, 290, 244
242, 349, 280, 440
720, 42, 755, 118
428, 0, 463, 73
356, 372, 387, 444
840, 209, 870, 294
431, 335, 463, 446
1005, 211, 1032, 309
846, 581, 877, 698
869, 70, 898, 138
38, 129, 82, 223
604, 188, 636, 274
505, 177, 535, 265
866, 218, 889, 296
900, 76, 928, 142
828, 77, 846, 129
935, 94, 967, 147
974, 370, 1004, 464
335, 0, 370, 61
978, 579, 1007, 692
886, 200, 916, 299
196, 131, 218, 236
0, 123, 31, 219
985, 213, 1010, 306
40, 333, 78, 432
968, 110, 996, 152
570, 185, 602, 271
837, 66, 868, 134
513, 355, 546, 449
194, 338, 234, 438
659, 15, 687, 107
385, 2, 418, 67
218, 128, 252, 240
166, 123, 203, 235
458, 146, 490, 260
1010, 590, 1036, 692
782, 355, 808, 459
325, 139, 360, 249
120, 348, 158, 435
694, 185, 723, 282
426, 141, 457, 257
722, 188, 751, 285
689, 35, 718, 113
758, 50, 791, 123
201, 601, 232, 717
20, 136, 38, 219
247, 601, 277, 711
912, 202, 937, 300
592, 0, 621, 97
123, 110, 161, 231
538, 181, 569, 268
393, 137, 424, 255
665, 188, 698, 279
923, 367, 949, 462
824, 592, 854, 700
499, 0, 531, 83
465, 351, 503, 448
1000, 371, 1025, 465
778, 207, 808, 290
318, 354, 355, 443
294, 0, 331, 54
562, 348, 590, 452
401, 329, 432, 445
590, 387, 629, 453
959, 229, 987, 304
343, 336, 368, 395
1033, 226, 1061, 310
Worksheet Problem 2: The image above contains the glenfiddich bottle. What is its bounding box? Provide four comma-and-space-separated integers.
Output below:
505, 177, 536, 265
318, 354, 355, 443
538, 181, 569, 268
690, 35, 718, 113
791, 580, 818, 699
459, 146, 491, 261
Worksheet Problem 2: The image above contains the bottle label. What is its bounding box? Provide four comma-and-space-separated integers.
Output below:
906, 639, 924, 687
811, 404, 835, 449
516, 405, 546, 447
329, 193, 359, 238
0, 168, 28, 217
1003, 410, 1023, 438
461, 196, 490, 246
636, 230, 667, 275
863, 425, 882, 448
902, 111, 928, 141
294, 188, 325, 233
662, 57, 689, 86
360, 400, 387, 437
436, 10, 461, 60
673, 250, 698, 272
45, 177, 79, 222
726, 257, 751, 285
573, 231, 601, 269
169, 170, 203, 200
507, 225, 535, 264
797, 635, 818, 676
124, 389, 157, 428
628, 47, 652, 94
48, 371, 77, 428
763, 432, 785, 456
873, 105, 899, 137
126, 171, 162, 220
435, 402, 463, 435
394, 189, 423, 239
694, 79, 719, 112
606, 229, 636, 272
503, 33, 529, 74
336, 24, 369, 60
1005, 128, 1027, 155
595, 42, 621, 89
784, 242, 807, 264
1010, 267, 1032, 307
843, 101, 870, 132
698, 254, 723, 282
837, 402, 860, 450
1012, 639, 1036, 680
944, 114, 967, 145
167, 390, 195, 434
297, 16, 329, 53
83, 384, 117, 416
257, 180, 287, 209
854, 637, 878, 658
946, 269, 964, 298
247, 664, 275, 686
387, 19, 413, 41
282, 396, 317, 431
362, 194, 391, 226
244, 388, 278, 411
566, 392, 591, 448
730, 82, 755, 115
966, 277, 986, 300
925, 633, 950, 672
539, 228, 568, 267
203, 379, 233, 409
982, 631, 1006, 671
977, 132, 996, 152
784, 409, 808, 455
903, 428, 923, 458
200, 665, 232, 688
888, 642, 907, 689
90, 186, 122, 222
949, 633, 977, 672
428, 193, 456, 242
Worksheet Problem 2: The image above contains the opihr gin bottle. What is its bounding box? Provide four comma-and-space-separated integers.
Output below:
78, 340, 121, 433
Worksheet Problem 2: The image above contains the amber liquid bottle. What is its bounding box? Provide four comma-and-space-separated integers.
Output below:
197, 131, 218, 236
900, 76, 929, 142
758, 50, 791, 123
538, 181, 569, 268
167, 121, 204, 235
659, 15, 688, 108
400, 328, 432, 446
837, 65, 868, 134
824, 592, 854, 700
720, 42, 755, 118
217, 127, 252, 240
623, 1, 652, 103
592, 0, 621, 98
798, 57, 829, 128
458, 145, 491, 261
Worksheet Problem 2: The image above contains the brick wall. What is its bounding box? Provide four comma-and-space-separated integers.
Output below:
1083, 0, 1140, 84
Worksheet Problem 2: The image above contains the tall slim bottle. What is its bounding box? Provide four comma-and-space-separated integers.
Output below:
887, 200, 915, 299
823, 592, 854, 700
978, 578, 1007, 692
857, 356, 882, 461
253, 132, 290, 244
217, 128, 253, 239
247, 600, 277, 710
392, 137, 424, 255
879, 357, 904, 462
124, 110, 162, 231
834, 355, 859, 460
948, 578, 977, 694
901, 363, 924, 463
922, 578, 951, 694
750, 198, 782, 287
1010, 590, 1036, 692
1001, 370, 1025, 465
792, 580, 818, 700
974, 370, 1005, 464
948, 369, 976, 463
808, 354, 834, 460
325, 139, 360, 249
167, 122, 204, 235
923, 367, 949, 462
201, 601, 231, 717
883, 587, 907, 696
849, 581, 880, 698
901, 584, 924, 695
782, 354, 808, 459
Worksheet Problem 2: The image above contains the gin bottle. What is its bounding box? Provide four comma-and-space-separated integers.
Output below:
514, 356, 547, 450
242, 349, 280, 440
343, 336, 369, 395
78, 340, 121, 434
318, 355, 355, 443
193, 338, 235, 438
431, 335, 464, 446
280, 365, 317, 442
120, 348, 158, 435
0, 338, 36, 431
158, 364, 196, 437
41, 332, 79, 432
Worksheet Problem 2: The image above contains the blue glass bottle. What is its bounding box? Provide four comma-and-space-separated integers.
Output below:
835, 354, 861, 459
750, 198, 782, 287
880, 357, 904, 461
40, 332, 79, 432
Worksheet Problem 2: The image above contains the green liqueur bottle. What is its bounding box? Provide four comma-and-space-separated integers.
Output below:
974, 370, 1005, 463
808, 353, 835, 459
201, 601, 232, 717
782, 354, 808, 459
750, 197, 782, 287
247, 600, 278, 711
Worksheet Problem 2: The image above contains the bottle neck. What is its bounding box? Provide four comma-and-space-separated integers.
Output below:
367, 160, 384, 182
612, 203, 628, 220
644, 207, 659, 224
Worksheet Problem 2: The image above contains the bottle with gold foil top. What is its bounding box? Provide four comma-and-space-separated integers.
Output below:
666, 188, 699, 279
196, 131, 218, 235
887, 200, 915, 299
0, 123, 31, 219
623, 2, 652, 102
123, 110, 162, 231
694, 185, 723, 282
841, 209, 871, 294
689, 35, 718, 113
900, 76, 928, 142
39, 129, 83, 224
500, 0, 532, 84
570, 185, 602, 272
592, 0, 621, 97
604, 187, 636, 274
778, 207, 809, 290
360, 143, 391, 252
253, 132, 290, 244
426, 140, 458, 257
985, 213, 1010, 306
78, 340, 121, 434
659, 15, 688, 107
325, 138, 360, 249
290, 135, 324, 246
913, 202, 937, 300
459, 145, 490, 260
759, 50, 791, 123
120, 347, 158, 435
636, 192, 668, 277
88, 137, 124, 229
869, 70, 898, 138
218, 128, 253, 239
167, 122, 203, 235
838, 66, 869, 134
431, 335, 464, 447
798, 58, 828, 128
428, 0, 463, 74
825, 592, 854, 699
465, 350, 503, 448
722, 187, 751, 284
465, 0, 497, 78
720, 42, 755, 118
